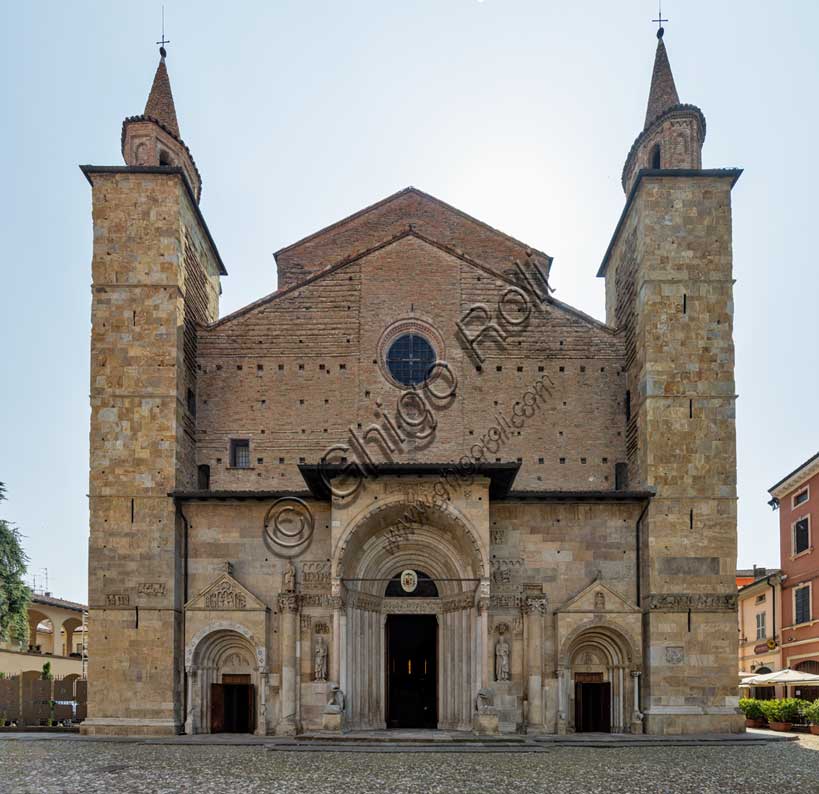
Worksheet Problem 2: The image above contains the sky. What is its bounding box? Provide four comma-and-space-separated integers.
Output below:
1, 1, 817, 604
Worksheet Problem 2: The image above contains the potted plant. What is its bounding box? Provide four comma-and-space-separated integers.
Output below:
760, 698, 802, 731
805, 700, 819, 736
739, 697, 765, 728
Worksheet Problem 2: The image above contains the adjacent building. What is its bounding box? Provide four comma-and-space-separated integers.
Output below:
768, 452, 819, 701
80, 29, 743, 737
0, 593, 88, 678
736, 567, 782, 691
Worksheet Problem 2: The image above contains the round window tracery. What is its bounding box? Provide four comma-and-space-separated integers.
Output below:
386, 333, 436, 387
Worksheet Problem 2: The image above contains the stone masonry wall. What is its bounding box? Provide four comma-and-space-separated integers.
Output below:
604, 174, 741, 733
85, 171, 220, 734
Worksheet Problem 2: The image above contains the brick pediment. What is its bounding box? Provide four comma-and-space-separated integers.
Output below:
274, 187, 551, 291
185, 572, 267, 612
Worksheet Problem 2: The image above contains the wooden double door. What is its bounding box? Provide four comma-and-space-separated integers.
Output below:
211, 674, 255, 733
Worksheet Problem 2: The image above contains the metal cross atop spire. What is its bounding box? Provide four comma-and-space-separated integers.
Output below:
652, 1, 669, 39
156, 5, 170, 57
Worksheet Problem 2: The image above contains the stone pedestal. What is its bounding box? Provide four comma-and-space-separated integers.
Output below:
473, 709, 500, 735
322, 706, 345, 733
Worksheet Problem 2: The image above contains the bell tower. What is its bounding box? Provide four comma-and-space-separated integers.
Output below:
121, 47, 202, 200
80, 46, 225, 735
599, 28, 743, 734
621, 28, 705, 193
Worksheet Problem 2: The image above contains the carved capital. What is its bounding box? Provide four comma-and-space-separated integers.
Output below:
525, 596, 548, 615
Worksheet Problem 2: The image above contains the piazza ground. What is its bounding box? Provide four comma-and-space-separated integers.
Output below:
2, 734, 818, 794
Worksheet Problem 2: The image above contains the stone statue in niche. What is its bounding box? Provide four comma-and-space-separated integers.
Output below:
594, 591, 605, 610
495, 628, 511, 682
314, 636, 328, 682
283, 561, 296, 593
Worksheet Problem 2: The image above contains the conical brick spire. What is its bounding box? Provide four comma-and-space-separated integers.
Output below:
144, 52, 180, 139
643, 32, 680, 129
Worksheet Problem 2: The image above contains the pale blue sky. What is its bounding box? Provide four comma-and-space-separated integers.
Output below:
1, 1, 817, 603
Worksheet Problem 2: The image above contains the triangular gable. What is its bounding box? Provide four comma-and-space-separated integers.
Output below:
273, 187, 552, 291
208, 228, 613, 336
185, 572, 267, 612
556, 578, 639, 614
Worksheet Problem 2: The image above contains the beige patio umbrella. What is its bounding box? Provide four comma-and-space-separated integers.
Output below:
740, 668, 819, 687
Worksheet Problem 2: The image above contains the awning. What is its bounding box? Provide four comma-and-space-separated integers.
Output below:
739, 668, 819, 686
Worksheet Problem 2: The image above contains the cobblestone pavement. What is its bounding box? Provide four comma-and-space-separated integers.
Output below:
1, 734, 818, 794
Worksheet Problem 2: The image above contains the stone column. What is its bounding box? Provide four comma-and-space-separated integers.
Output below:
630, 670, 643, 733
557, 666, 568, 734
257, 672, 268, 736
478, 595, 490, 689
525, 597, 546, 731
277, 593, 299, 735
330, 595, 342, 684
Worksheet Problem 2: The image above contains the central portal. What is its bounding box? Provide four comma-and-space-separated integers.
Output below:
385, 615, 437, 729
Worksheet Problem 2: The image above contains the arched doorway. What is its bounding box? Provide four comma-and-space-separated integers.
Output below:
385, 572, 438, 728
185, 625, 264, 734
560, 624, 638, 734
333, 497, 488, 731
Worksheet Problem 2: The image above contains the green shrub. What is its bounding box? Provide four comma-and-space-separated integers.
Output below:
739, 698, 765, 720
760, 698, 805, 724
804, 700, 819, 726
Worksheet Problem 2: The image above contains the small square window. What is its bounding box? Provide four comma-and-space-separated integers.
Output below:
230, 439, 250, 468
257, 364, 263, 371
256, 457, 264, 465
279, 457, 285, 464
340, 363, 346, 370
559, 366, 565, 373
517, 366, 523, 373
278, 364, 284, 371
580, 457, 587, 464
298, 364, 305, 371
538, 365, 544, 372
538, 457, 544, 465
559, 457, 566, 464
496, 366, 503, 372
299, 457, 306, 464
237, 364, 243, 371
794, 488, 809, 507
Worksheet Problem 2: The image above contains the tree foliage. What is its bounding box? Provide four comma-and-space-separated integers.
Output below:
0, 483, 30, 644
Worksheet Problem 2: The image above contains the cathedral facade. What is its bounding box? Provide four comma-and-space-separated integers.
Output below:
80, 31, 743, 736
